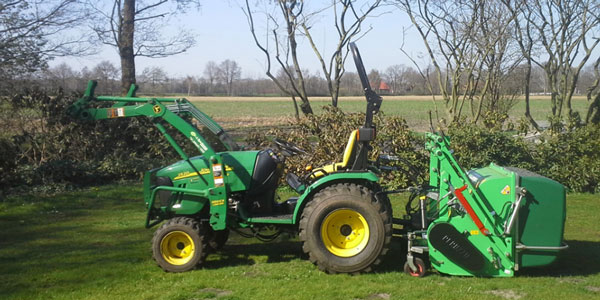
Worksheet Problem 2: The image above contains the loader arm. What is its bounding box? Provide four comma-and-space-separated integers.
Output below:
67, 80, 239, 157
67, 80, 234, 230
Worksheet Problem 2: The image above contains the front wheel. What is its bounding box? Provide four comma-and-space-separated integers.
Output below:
151, 217, 207, 272
299, 184, 392, 274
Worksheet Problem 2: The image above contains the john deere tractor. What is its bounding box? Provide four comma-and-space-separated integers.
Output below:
68, 42, 568, 277
67, 44, 392, 274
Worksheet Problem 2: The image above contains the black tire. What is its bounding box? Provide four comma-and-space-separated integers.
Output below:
207, 228, 229, 251
372, 183, 393, 221
151, 217, 207, 272
403, 257, 427, 277
298, 183, 392, 274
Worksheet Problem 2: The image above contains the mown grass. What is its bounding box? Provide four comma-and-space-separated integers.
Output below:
1, 185, 599, 300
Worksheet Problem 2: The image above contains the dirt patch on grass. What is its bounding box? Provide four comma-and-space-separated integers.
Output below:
586, 286, 600, 293
355, 293, 391, 300
557, 277, 586, 284
485, 289, 525, 299
195, 288, 233, 299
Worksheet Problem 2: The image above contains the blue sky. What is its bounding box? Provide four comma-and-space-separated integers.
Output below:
52, 1, 422, 78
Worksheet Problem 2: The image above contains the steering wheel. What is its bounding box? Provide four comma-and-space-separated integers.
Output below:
350, 42, 371, 92
273, 138, 306, 156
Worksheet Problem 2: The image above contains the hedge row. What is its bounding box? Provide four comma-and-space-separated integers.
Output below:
247, 107, 600, 193
2, 90, 600, 198
0, 89, 186, 197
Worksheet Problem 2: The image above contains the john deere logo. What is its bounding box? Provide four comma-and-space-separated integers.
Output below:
153, 105, 162, 114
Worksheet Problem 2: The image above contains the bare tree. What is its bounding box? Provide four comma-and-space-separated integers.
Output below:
502, 0, 540, 130
183, 75, 196, 96
474, 1, 523, 121
243, 0, 311, 118
88, 0, 199, 94
0, 0, 90, 85
368, 69, 382, 92
44, 63, 80, 91
585, 56, 600, 123
139, 65, 169, 94
218, 60, 242, 96
504, 0, 600, 130
302, 0, 382, 106
384, 64, 407, 95
397, 0, 484, 124
91, 61, 120, 94
203, 61, 219, 94
396, 0, 519, 126
243, 0, 382, 115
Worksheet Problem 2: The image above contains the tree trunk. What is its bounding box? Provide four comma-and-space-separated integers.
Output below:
119, 0, 136, 95
524, 59, 540, 131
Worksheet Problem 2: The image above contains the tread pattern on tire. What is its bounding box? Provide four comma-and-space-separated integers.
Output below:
298, 183, 392, 274
151, 217, 207, 272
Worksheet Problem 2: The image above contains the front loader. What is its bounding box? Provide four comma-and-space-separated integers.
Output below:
67, 43, 392, 274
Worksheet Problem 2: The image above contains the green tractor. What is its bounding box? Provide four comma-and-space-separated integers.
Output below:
67, 44, 392, 274
68, 43, 568, 277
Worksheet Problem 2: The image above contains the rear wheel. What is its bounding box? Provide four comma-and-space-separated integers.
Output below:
299, 183, 392, 273
152, 217, 207, 272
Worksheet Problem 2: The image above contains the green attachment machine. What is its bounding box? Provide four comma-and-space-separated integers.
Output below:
389, 133, 568, 277
67, 44, 392, 274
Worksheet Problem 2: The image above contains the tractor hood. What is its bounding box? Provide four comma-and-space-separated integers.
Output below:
156, 151, 260, 192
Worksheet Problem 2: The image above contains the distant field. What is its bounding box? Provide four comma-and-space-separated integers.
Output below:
188, 95, 590, 130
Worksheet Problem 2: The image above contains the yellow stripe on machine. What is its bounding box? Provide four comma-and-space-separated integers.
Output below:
174, 166, 233, 180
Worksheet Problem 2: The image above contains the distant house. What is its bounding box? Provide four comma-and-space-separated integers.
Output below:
378, 81, 391, 94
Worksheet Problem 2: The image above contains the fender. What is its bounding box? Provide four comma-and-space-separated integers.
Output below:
292, 171, 379, 223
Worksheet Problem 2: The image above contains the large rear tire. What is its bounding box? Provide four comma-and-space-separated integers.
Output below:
152, 217, 207, 272
299, 183, 392, 274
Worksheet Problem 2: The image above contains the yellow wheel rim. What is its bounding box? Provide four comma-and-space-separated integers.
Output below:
321, 209, 370, 257
160, 231, 195, 265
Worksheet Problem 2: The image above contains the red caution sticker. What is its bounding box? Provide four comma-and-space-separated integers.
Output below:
107, 108, 125, 118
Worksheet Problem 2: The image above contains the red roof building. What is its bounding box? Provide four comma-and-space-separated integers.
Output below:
379, 81, 391, 93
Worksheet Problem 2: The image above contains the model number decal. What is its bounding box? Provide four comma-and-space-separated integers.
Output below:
211, 199, 225, 206
189, 131, 208, 152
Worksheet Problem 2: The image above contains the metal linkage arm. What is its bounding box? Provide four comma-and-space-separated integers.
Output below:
66, 80, 223, 160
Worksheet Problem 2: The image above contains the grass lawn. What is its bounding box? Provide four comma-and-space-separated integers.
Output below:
1, 185, 599, 300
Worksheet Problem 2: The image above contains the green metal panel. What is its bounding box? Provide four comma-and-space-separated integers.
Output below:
154, 151, 259, 230
422, 133, 567, 276
468, 164, 518, 226
220, 151, 259, 191
425, 134, 516, 277
161, 151, 258, 193
511, 168, 566, 267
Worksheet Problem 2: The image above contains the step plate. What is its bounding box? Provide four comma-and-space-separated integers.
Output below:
247, 214, 294, 224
